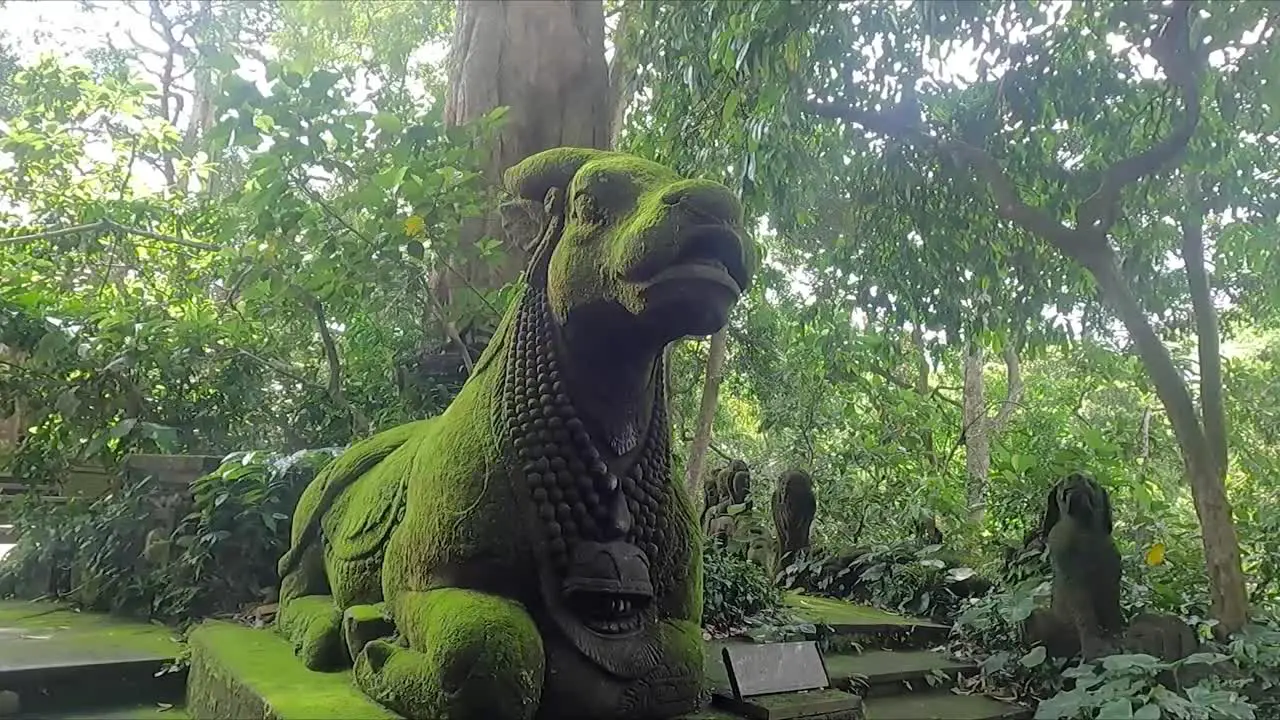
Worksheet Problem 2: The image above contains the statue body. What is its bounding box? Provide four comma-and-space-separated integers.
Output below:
275, 148, 756, 720
1025, 473, 1124, 659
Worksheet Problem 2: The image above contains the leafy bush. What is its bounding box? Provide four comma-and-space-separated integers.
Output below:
0, 448, 340, 623
156, 448, 341, 618
779, 541, 989, 622
702, 541, 784, 633
1035, 653, 1253, 720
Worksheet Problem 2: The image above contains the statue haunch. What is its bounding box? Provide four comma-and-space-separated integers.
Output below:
1027, 473, 1124, 660
274, 148, 757, 720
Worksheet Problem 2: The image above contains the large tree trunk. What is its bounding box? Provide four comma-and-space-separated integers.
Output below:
684, 329, 728, 506
962, 342, 1022, 525
962, 345, 990, 523
1090, 255, 1248, 635
442, 0, 611, 311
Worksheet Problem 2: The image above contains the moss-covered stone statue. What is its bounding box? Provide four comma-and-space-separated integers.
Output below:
1024, 473, 1123, 659
274, 148, 757, 720
771, 469, 816, 570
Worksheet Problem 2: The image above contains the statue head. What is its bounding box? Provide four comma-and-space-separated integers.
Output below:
501, 148, 757, 351
1041, 472, 1113, 536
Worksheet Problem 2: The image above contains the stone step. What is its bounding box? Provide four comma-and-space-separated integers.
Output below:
825, 649, 972, 697
186, 621, 398, 720
863, 690, 1029, 720
0, 601, 185, 714
18, 702, 190, 719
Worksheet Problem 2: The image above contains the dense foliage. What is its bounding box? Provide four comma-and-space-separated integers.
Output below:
2, 1, 1280, 716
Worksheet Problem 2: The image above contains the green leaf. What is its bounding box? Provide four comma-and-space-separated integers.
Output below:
1132, 703, 1161, 720
722, 90, 742, 126
109, 417, 138, 439
1099, 699, 1134, 719
1100, 654, 1161, 672
375, 166, 407, 190
1019, 645, 1046, 667
373, 112, 404, 134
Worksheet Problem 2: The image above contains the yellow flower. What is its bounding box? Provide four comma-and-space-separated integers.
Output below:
403, 215, 425, 237
1145, 543, 1166, 566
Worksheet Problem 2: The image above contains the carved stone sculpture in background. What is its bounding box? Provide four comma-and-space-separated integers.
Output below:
701, 458, 750, 540
771, 469, 816, 571
1024, 473, 1124, 660
913, 515, 943, 546
274, 148, 757, 720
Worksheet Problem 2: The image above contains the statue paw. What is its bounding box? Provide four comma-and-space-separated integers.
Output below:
353, 589, 545, 720
276, 595, 346, 671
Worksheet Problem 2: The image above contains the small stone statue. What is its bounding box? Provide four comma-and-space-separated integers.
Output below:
771, 469, 816, 570
1024, 473, 1123, 659
274, 148, 757, 720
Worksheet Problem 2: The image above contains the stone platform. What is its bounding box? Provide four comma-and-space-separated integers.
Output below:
186, 622, 397, 720
0, 600, 185, 716
183, 593, 1025, 720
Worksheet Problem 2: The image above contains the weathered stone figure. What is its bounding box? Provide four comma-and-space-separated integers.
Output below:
274, 148, 756, 720
1026, 473, 1124, 659
771, 469, 816, 568
701, 459, 750, 539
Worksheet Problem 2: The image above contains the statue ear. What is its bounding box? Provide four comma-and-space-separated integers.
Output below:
1097, 482, 1114, 534
525, 187, 567, 289
502, 148, 612, 289
1040, 483, 1061, 536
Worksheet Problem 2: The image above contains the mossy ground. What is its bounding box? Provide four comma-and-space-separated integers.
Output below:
186, 621, 399, 720
0, 599, 181, 669
783, 592, 942, 629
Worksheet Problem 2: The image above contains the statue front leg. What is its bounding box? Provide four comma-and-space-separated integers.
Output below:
353, 588, 545, 720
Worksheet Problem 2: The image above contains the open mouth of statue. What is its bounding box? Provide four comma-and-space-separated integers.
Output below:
637, 226, 749, 296
561, 540, 655, 636
564, 586, 653, 635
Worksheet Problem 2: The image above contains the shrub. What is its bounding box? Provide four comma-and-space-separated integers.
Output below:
0, 448, 340, 623
702, 541, 784, 633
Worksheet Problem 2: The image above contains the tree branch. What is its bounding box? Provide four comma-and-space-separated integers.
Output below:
0, 219, 218, 252
989, 343, 1024, 433
1076, 2, 1200, 234
1180, 171, 1226, 477
310, 299, 370, 436
803, 98, 1086, 254
803, 2, 1201, 261
865, 359, 962, 408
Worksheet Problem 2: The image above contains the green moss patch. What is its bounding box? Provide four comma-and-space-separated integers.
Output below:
783, 592, 943, 630
0, 600, 181, 671
186, 621, 400, 720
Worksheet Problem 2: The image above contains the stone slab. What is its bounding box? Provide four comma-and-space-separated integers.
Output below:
713, 688, 863, 720
824, 649, 971, 696
186, 621, 400, 720
20, 702, 190, 719
0, 601, 185, 712
723, 641, 829, 698
863, 691, 1029, 720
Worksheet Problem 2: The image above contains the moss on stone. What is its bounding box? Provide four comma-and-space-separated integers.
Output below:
784, 592, 939, 628
275, 595, 344, 671
352, 589, 543, 720
273, 147, 738, 718
187, 621, 399, 720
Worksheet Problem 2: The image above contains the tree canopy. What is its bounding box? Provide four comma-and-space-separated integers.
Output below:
3, 3, 1280, 713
